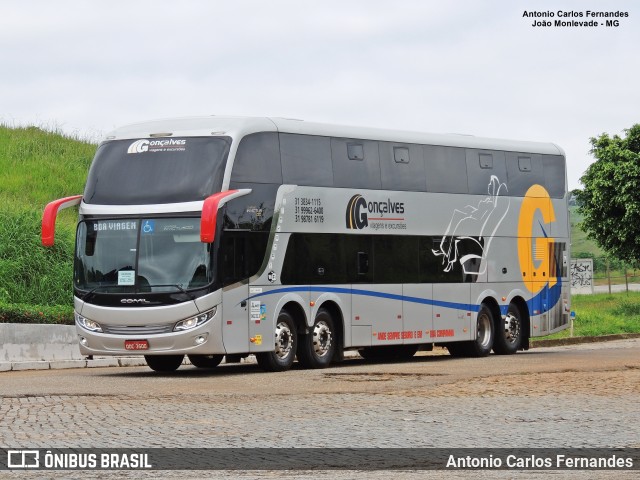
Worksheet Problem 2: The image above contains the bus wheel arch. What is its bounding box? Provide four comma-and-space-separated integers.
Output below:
447, 299, 496, 358
280, 300, 307, 336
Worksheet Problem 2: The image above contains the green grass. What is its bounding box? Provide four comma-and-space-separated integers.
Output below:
0, 125, 96, 310
534, 291, 640, 340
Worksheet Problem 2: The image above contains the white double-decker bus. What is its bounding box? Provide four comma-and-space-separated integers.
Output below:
43, 116, 570, 372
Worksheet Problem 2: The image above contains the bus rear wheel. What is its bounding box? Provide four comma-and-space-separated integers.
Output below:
144, 354, 184, 372
446, 304, 494, 357
256, 309, 297, 372
493, 303, 523, 355
188, 354, 224, 368
297, 308, 336, 369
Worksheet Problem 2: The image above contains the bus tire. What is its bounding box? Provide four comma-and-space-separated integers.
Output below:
447, 304, 494, 357
297, 308, 336, 369
493, 303, 523, 355
468, 304, 494, 357
188, 354, 223, 368
256, 309, 297, 372
144, 354, 184, 372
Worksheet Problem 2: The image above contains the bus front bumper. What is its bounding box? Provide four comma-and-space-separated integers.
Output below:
75, 309, 226, 356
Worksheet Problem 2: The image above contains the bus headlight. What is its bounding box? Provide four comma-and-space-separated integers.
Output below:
75, 312, 103, 333
174, 307, 216, 332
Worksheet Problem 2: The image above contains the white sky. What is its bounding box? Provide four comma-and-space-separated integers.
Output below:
1, 0, 638, 190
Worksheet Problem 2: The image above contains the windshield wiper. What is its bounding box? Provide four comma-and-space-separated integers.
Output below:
142, 284, 195, 300
80, 285, 111, 301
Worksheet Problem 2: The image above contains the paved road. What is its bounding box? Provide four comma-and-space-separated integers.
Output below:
1, 340, 639, 478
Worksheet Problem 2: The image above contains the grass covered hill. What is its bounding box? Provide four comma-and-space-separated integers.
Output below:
0, 125, 96, 321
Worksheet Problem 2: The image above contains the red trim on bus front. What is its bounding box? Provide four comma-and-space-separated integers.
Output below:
41, 195, 83, 247
201, 190, 239, 243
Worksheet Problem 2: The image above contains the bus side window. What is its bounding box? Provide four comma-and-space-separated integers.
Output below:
373, 235, 419, 283
466, 149, 507, 195
231, 132, 282, 184
281, 233, 348, 284
506, 153, 544, 196
542, 155, 567, 198
380, 142, 426, 191
331, 138, 381, 189
220, 232, 269, 286
425, 146, 468, 194
280, 134, 333, 187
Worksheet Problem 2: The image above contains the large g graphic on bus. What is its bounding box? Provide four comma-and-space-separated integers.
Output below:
346, 194, 368, 229
517, 184, 556, 294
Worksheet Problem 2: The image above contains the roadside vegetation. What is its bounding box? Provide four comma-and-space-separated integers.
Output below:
533, 291, 640, 341
0, 125, 95, 324
570, 206, 640, 286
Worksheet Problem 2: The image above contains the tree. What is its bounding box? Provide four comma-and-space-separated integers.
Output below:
577, 124, 640, 264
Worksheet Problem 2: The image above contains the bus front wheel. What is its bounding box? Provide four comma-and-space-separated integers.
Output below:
144, 354, 184, 372
256, 310, 297, 372
297, 308, 336, 369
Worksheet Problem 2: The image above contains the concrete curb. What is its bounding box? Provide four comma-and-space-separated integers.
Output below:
0, 357, 147, 372
530, 333, 640, 348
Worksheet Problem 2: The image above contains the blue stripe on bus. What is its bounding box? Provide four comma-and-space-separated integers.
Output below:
246, 277, 563, 316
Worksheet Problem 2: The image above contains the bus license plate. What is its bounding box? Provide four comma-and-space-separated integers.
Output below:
125, 340, 149, 351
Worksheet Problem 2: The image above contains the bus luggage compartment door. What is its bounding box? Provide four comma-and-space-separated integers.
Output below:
352, 285, 403, 346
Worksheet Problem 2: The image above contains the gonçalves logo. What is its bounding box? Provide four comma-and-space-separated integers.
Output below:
127, 138, 187, 154
345, 194, 405, 230
127, 139, 149, 154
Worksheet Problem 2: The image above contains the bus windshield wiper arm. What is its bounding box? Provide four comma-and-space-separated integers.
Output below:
143, 284, 195, 300
81, 285, 110, 300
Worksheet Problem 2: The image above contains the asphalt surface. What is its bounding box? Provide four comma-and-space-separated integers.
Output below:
1, 339, 639, 479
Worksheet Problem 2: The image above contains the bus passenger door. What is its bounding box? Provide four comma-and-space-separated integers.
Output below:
219, 234, 250, 354
221, 284, 249, 354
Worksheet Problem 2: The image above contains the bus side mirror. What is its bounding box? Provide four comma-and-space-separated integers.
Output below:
200, 189, 252, 243
41, 195, 83, 247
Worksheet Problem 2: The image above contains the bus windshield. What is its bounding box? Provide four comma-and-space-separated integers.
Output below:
74, 218, 212, 293
83, 136, 231, 205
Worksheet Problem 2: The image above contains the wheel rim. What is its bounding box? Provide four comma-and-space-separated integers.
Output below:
504, 313, 521, 344
477, 312, 492, 349
312, 320, 332, 358
274, 321, 294, 359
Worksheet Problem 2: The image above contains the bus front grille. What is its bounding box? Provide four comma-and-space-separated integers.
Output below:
101, 324, 174, 335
